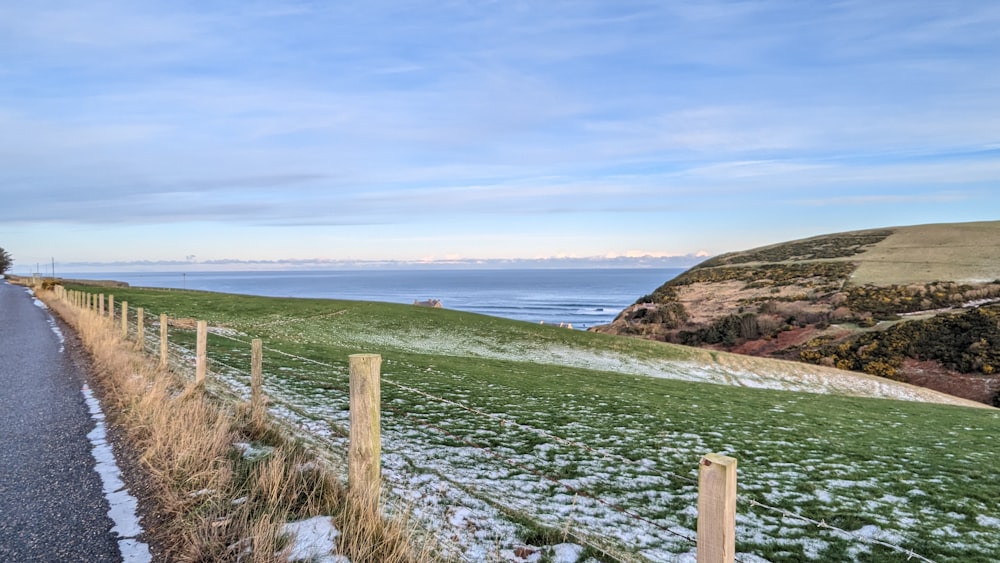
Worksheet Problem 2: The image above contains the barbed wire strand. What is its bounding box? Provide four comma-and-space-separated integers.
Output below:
208, 330, 350, 372
740, 497, 935, 562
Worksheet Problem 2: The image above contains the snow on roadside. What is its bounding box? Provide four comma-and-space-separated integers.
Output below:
26, 287, 66, 352
82, 385, 152, 563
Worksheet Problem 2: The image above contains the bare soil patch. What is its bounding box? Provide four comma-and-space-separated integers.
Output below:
731, 326, 818, 356
900, 359, 1000, 404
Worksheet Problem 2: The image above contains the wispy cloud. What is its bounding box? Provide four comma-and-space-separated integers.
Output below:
794, 191, 976, 207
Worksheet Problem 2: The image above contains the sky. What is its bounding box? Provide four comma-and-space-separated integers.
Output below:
1, 1, 999, 272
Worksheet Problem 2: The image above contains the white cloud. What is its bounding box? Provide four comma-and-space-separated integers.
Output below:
794, 191, 975, 207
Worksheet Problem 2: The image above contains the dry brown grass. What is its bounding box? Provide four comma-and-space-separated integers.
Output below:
41, 289, 440, 563
847, 221, 1000, 285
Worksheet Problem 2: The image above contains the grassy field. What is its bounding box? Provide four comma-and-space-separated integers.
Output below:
72, 285, 1000, 562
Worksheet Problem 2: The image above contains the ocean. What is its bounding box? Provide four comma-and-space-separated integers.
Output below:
61, 268, 683, 329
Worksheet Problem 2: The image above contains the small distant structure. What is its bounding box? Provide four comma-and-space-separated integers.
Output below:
413, 299, 443, 308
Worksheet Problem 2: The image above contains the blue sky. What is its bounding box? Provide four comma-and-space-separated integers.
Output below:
2, 1, 999, 272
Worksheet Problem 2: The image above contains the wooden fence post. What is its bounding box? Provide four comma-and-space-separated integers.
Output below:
136, 307, 145, 350
349, 353, 382, 506
160, 314, 168, 368
697, 453, 738, 563
251, 338, 263, 418
196, 320, 207, 383
99, 294, 105, 316
121, 301, 128, 338
108, 295, 114, 320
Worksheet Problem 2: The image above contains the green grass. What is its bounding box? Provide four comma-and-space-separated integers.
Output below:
74, 285, 1000, 562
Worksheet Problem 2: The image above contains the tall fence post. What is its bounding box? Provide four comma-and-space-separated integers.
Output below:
121, 301, 128, 337
160, 314, 168, 368
99, 294, 105, 316
196, 320, 207, 383
697, 453, 738, 563
108, 295, 114, 320
136, 307, 145, 350
251, 338, 263, 419
349, 353, 382, 507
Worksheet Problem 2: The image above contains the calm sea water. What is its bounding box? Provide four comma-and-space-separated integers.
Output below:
62, 268, 682, 329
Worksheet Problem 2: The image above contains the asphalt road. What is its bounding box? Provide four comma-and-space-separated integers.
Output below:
0, 281, 122, 562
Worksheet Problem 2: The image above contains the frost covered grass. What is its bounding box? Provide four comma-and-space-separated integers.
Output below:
45, 287, 435, 563
76, 286, 1000, 562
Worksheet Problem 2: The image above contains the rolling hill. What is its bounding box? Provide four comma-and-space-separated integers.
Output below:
593, 221, 1000, 404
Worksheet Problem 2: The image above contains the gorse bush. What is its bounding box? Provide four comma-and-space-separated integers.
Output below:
665, 261, 855, 289
698, 230, 892, 267
845, 281, 1000, 318
799, 305, 1000, 376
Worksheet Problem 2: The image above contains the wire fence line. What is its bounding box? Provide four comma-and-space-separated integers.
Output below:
66, 289, 941, 563
739, 498, 935, 563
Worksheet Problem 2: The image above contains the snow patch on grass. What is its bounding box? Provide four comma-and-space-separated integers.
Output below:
281, 516, 347, 562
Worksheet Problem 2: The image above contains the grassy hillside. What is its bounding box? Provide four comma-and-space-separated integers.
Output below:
71, 284, 1000, 562
596, 221, 1000, 404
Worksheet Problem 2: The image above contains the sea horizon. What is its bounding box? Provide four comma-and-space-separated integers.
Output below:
56, 267, 684, 329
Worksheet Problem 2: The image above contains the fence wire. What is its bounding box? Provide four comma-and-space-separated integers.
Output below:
739, 496, 936, 562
